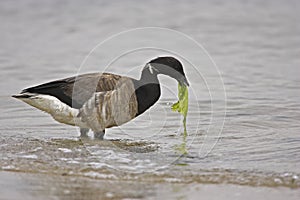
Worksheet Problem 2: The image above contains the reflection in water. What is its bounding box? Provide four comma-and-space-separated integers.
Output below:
174, 130, 188, 156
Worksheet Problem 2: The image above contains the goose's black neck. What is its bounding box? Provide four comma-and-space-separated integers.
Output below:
133, 68, 161, 116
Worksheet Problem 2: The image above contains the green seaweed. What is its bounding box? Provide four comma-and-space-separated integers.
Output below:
172, 83, 189, 155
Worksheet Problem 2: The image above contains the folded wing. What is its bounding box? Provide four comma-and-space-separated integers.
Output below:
21, 73, 123, 109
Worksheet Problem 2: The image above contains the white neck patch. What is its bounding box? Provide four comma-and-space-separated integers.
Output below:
147, 63, 158, 74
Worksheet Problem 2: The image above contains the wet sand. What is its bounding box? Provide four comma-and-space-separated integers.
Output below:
1, 171, 299, 200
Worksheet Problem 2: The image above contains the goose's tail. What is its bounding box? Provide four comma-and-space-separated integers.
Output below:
12, 93, 37, 99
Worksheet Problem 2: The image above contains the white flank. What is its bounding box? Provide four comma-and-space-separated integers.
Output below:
18, 93, 88, 128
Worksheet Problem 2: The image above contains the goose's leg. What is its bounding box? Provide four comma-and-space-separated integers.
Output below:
94, 130, 105, 140
80, 128, 89, 138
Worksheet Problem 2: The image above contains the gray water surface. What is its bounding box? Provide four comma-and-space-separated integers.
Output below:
0, 0, 300, 195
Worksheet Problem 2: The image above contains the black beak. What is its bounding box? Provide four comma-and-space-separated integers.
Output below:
179, 76, 190, 87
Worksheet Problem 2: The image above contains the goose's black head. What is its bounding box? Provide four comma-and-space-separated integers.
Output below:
134, 56, 189, 116
146, 56, 189, 86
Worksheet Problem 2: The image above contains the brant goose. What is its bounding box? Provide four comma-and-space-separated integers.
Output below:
12, 57, 189, 139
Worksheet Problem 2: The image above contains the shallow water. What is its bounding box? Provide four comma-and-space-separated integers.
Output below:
1, 0, 300, 199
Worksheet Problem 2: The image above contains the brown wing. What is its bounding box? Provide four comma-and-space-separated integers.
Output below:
22, 72, 125, 109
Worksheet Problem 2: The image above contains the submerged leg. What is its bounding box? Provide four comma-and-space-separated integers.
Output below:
94, 130, 105, 140
80, 128, 89, 138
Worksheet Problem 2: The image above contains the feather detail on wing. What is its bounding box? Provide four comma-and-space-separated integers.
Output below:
21, 73, 125, 109
77, 77, 138, 132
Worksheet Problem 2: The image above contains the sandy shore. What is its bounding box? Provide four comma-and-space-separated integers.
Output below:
1, 171, 299, 200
